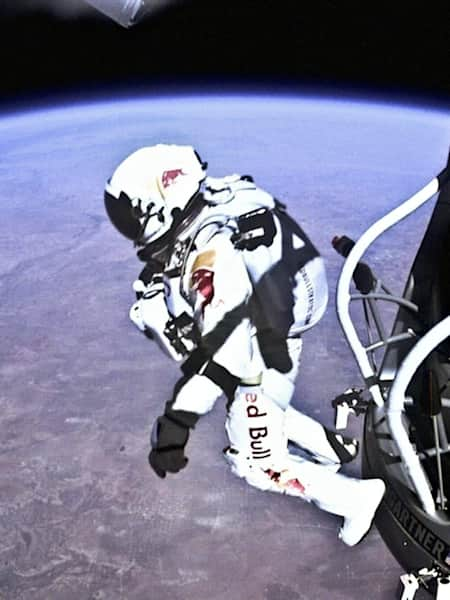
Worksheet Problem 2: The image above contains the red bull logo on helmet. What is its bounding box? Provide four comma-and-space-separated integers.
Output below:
161, 168, 186, 189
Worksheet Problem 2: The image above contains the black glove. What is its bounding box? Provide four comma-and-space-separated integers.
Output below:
148, 400, 199, 479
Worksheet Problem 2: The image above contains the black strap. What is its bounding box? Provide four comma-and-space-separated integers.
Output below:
138, 262, 162, 285
364, 375, 378, 387
202, 361, 240, 401
324, 429, 358, 464
181, 347, 209, 377
164, 400, 200, 430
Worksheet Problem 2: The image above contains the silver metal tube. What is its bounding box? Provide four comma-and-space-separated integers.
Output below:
365, 331, 417, 353
418, 446, 450, 460
387, 316, 450, 515
336, 176, 440, 406
350, 293, 419, 312
432, 415, 447, 510
437, 413, 450, 451
367, 296, 388, 343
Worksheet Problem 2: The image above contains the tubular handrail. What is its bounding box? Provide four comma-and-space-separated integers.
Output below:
336, 176, 442, 406
387, 316, 450, 515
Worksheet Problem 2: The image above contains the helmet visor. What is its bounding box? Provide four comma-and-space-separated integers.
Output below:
104, 190, 142, 241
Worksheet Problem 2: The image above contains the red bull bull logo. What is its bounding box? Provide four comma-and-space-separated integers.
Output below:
161, 168, 186, 188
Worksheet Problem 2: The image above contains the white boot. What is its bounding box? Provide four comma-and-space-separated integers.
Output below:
285, 406, 359, 466
337, 478, 386, 546
224, 450, 385, 547
284, 459, 386, 546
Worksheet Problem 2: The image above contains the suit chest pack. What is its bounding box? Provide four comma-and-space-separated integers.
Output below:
189, 175, 328, 336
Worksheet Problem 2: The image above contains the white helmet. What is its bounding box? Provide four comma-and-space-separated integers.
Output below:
104, 144, 207, 248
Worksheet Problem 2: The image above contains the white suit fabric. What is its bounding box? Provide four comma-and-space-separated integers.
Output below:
130, 174, 385, 544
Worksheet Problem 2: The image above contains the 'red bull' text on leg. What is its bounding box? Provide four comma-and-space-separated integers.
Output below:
245, 392, 271, 460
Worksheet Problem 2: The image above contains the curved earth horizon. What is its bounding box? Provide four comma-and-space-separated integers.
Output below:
0, 92, 449, 600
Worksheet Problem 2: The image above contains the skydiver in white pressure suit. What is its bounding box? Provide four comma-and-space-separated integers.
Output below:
104, 143, 385, 546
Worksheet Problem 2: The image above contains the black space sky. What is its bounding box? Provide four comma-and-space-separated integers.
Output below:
1, 1, 449, 107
